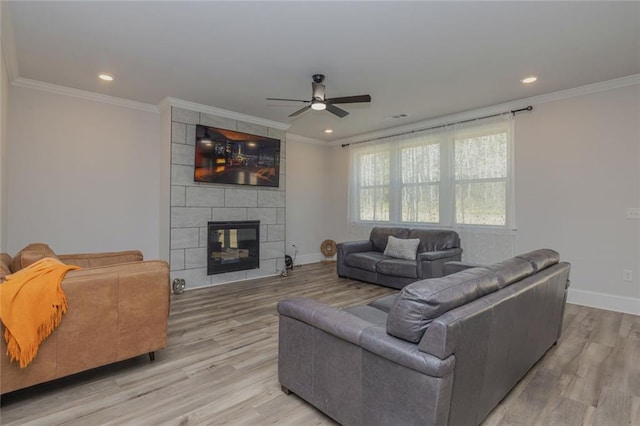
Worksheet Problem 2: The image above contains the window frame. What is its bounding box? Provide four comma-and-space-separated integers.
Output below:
349, 116, 514, 229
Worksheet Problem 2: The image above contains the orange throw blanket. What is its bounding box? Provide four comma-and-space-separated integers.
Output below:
0, 258, 80, 368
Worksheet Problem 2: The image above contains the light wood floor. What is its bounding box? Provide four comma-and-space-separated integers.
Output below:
1, 262, 638, 425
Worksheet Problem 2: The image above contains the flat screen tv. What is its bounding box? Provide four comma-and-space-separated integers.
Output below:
194, 125, 281, 187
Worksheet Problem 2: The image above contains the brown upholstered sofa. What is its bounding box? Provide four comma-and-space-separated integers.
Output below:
0, 245, 170, 394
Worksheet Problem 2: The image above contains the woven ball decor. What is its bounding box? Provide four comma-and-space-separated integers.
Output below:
321, 240, 337, 259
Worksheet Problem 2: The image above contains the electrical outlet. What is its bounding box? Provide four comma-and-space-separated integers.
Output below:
626, 208, 640, 219
623, 270, 633, 282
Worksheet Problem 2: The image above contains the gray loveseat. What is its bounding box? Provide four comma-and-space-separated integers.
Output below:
278, 249, 570, 426
337, 227, 462, 288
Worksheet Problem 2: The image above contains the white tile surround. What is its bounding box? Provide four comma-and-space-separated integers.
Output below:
170, 106, 286, 289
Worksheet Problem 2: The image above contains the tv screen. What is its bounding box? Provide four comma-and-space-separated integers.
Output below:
194, 125, 281, 187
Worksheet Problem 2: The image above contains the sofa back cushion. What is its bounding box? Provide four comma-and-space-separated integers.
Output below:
387, 267, 499, 343
516, 249, 560, 272
9, 243, 59, 273
0, 255, 10, 283
408, 229, 460, 253
487, 258, 535, 289
485, 249, 559, 289
369, 227, 410, 252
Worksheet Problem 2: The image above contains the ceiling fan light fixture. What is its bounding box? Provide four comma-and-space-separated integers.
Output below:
311, 100, 326, 111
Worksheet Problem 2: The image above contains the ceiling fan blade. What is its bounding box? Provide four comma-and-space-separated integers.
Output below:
289, 105, 312, 117
266, 97, 310, 103
326, 103, 349, 118
326, 94, 371, 104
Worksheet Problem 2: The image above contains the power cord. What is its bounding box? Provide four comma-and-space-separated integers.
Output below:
292, 244, 298, 266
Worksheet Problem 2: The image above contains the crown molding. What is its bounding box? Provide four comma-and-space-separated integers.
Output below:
12, 77, 160, 113
518, 73, 640, 107
162, 97, 290, 131
286, 133, 326, 146
332, 73, 640, 146
1, 2, 19, 81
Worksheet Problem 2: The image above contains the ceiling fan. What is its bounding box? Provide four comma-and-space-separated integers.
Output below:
267, 74, 371, 118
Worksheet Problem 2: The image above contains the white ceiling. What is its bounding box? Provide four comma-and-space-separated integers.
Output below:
4, 1, 640, 141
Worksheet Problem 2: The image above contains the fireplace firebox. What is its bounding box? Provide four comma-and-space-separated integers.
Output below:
208, 221, 260, 275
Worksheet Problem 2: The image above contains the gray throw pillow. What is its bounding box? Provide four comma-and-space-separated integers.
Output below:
383, 236, 420, 260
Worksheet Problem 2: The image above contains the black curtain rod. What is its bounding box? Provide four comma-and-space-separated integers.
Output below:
341, 106, 533, 148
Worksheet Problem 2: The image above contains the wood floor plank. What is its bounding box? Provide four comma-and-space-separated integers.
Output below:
0, 263, 638, 425
592, 386, 639, 426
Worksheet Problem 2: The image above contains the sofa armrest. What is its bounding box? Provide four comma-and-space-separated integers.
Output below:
443, 261, 484, 276
278, 297, 372, 345
337, 240, 374, 257
63, 260, 170, 314
417, 248, 463, 279
60, 260, 170, 364
418, 248, 463, 261
336, 240, 375, 277
58, 250, 144, 268
278, 297, 454, 377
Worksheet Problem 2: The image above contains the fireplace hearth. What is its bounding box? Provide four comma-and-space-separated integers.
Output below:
208, 221, 260, 275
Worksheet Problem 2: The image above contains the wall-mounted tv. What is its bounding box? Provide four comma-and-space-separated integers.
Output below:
194, 125, 281, 188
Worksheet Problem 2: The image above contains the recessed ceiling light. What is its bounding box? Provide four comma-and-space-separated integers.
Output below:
98, 73, 114, 81
521, 76, 537, 84
324, 129, 333, 134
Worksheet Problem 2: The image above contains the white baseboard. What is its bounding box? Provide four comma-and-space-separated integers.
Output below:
293, 252, 326, 266
567, 288, 640, 315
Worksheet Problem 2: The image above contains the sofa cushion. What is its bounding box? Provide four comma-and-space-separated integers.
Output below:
368, 294, 399, 313
345, 305, 389, 326
370, 227, 410, 252
487, 258, 535, 288
376, 259, 418, 279
516, 249, 560, 272
383, 236, 420, 260
408, 229, 460, 253
387, 267, 498, 343
1, 253, 11, 268
9, 243, 60, 273
344, 252, 388, 272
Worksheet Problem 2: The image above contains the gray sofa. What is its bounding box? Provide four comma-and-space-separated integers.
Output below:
278, 249, 570, 426
337, 227, 462, 289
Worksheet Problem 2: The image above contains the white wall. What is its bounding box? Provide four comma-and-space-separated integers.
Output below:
515, 85, 640, 313
7, 85, 162, 258
324, 144, 357, 243
320, 82, 640, 314
0, 47, 8, 252
285, 136, 331, 264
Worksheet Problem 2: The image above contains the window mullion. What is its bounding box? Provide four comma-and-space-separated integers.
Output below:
389, 144, 401, 223
439, 132, 455, 226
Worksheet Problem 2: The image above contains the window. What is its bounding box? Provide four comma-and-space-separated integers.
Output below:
358, 150, 390, 221
400, 140, 440, 223
350, 115, 513, 228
